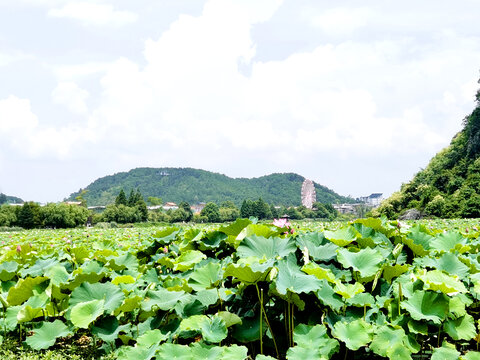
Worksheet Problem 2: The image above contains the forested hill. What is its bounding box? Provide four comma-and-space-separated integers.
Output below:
0, 193, 23, 204
378, 81, 480, 218
67, 167, 353, 206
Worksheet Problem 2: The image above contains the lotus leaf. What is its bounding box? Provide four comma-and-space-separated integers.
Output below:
332, 319, 373, 350
401, 291, 449, 324
286, 323, 339, 360
70, 299, 105, 328
275, 255, 322, 295
336, 247, 384, 278
25, 320, 71, 350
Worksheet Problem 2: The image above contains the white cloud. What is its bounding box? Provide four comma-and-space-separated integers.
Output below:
309, 7, 373, 36
0, 96, 38, 133
48, 2, 138, 27
52, 61, 112, 81
52, 81, 90, 114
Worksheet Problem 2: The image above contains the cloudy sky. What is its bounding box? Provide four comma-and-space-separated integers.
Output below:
1, 0, 480, 203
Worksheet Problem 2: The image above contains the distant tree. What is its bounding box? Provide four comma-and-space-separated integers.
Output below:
270, 205, 279, 219
254, 198, 272, 219
75, 189, 88, 207
200, 202, 221, 222
0, 193, 6, 205
285, 207, 303, 220
127, 189, 136, 207
0, 205, 17, 226
115, 189, 127, 206
178, 201, 193, 222
17, 202, 41, 229
240, 200, 255, 218
147, 196, 163, 206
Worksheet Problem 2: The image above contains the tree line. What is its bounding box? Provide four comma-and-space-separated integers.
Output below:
0, 189, 338, 229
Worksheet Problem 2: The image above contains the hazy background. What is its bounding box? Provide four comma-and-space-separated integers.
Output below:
1, 0, 480, 202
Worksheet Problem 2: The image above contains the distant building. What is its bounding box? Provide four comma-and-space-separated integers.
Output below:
191, 203, 206, 214
163, 202, 178, 211
358, 193, 383, 207
65, 201, 82, 206
147, 205, 163, 210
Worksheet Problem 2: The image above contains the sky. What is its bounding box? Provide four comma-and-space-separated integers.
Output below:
1, 0, 480, 203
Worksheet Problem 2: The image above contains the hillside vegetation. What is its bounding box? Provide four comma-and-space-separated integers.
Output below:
0, 193, 23, 204
67, 167, 352, 206
378, 81, 480, 218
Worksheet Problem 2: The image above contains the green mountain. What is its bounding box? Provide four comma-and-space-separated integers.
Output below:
378, 81, 480, 218
67, 167, 352, 206
0, 193, 23, 204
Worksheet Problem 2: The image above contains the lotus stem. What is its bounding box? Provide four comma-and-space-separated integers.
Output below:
259, 289, 263, 354
255, 284, 279, 359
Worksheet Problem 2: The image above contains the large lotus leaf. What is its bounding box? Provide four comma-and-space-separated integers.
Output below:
295, 232, 338, 262
25, 320, 71, 350
142, 288, 188, 312
153, 227, 179, 244
436, 253, 470, 278
115, 295, 142, 315
383, 264, 409, 283
201, 316, 228, 343
315, 280, 344, 311
346, 292, 375, 307
17, 293, 49, 322
275, 254, 322, 295
70, 299, 105, 328
92, 315, 130, 343
157, 343, 192, 360
7, 276, 47, 306
3, 305, 21, 331
45, 265, 70, 286
462, 352, 480, 360
301, 262, 336, 283
219, 218, 252, 237
401, 291, 449, 324
106, 252, 139, 271
430, 232, 467, 252
69, 282, 125, 313
236, 224, 278, 243
353, 218, 384, 231
256, 355, 276, 360
444, 314, 476, 341
324, 226, 359, 247
173, 250, 206, 272
196, 289, 219, 307
403, 226, 432, 256
431, 345, 460, 360
0, 261, 18, 281
387, 344, 413, 360
370, 325, 409, 358
199, 231, 227, 250
419, 270, 467, 295
332, 319, 373, 350
408, 320, 428, 335
334, 282, 364, 299
232, 315, 266, 343
19, 258, 60, 277
221, 345, 249, 360
216, 311, 242, 328
237, 235, 296, 259
224, 262, 271, 285
190, 343, 223, 359
188, 262, 223, 291
136, 329, 169, 347
117, 343, 159, 360
336, 247, 384, 278
286, 324, 339, 360
112, 275, 136, 285
67, 261, 107, 290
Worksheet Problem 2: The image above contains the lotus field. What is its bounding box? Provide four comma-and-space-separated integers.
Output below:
2, 218, 480, 359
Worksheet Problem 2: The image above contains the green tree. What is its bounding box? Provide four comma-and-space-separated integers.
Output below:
127, 189, 136, 207
17, 202, 41, 229
200, 202, 221, 222
240, 200, 254, 218
0, 193, 6, 205
147, 196, 163, 206
178, 201, 193, 222
115, 190, 127, 206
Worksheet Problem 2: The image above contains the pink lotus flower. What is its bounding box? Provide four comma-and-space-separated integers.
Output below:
273, 218, 291, 228
16, 245, 21, 252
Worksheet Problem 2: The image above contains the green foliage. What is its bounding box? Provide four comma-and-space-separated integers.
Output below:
380, 82, 480, 218
201, 202, 221, 223
3, 219, 480, 358
67, 167, 352, 206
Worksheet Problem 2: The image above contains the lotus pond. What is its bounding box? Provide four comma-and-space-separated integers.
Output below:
1, 218, 480, 359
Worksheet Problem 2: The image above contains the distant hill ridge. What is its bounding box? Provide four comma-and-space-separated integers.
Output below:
67, 167, 353, 206
0, 193, 23, 204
